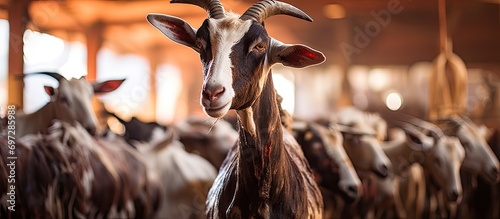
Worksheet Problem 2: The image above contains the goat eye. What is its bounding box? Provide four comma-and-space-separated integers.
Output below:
253, 44, 266, 52
60, 97, 69, 105
196, 39, 205, 50
434, 158, 442, 167
408, 135, 422, 144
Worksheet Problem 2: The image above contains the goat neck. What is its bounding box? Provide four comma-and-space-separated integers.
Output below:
16, 102, 59, 136
235, 72, 288, 202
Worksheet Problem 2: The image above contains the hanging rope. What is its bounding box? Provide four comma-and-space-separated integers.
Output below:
428, 0, 468, 120
438, 0, 449, 53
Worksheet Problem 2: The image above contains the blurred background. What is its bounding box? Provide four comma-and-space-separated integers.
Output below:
0, 0, 499, 126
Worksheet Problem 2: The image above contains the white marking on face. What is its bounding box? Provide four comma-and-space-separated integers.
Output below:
203, 18, 252, 109
449, 138, 465, 201
330, 132, 361, 197
432, 137, 464, 191
66, 79, 98, 129
458, 126, 497, 173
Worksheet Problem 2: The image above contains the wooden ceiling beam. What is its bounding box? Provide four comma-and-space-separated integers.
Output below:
13, 0, 500, 66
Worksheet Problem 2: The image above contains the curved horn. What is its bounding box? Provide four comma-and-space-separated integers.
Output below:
171, 0, 225, 19
396, 121, 425, 140
438, 115, 462, 127
333, 124, 377, 137
405, 116, 444, 140
435, 115, 468, 134
240, 0, 312, 23
25, 72, 66, 82
459, 114, 479, 129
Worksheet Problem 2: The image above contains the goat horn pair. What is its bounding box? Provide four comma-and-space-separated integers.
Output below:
437, 114, 479, 131
404, 115, 444, 140
332, 124, 377, 137
437, 115, 463, 128
24, 72, 67, 82
171, 0, 225, 19
395, 121, 427, 140
171, 0, 312, 23
240, 0, 312, 23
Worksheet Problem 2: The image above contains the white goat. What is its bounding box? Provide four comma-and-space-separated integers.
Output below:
16, 72, 124, 137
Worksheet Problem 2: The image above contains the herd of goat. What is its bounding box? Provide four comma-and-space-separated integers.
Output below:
1, 0, 500, 218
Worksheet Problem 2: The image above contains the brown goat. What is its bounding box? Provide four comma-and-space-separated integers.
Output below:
148, 0, 325, 218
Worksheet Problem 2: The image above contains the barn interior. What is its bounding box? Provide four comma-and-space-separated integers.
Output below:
1, 0, 499, 123
1, 0, 500, 218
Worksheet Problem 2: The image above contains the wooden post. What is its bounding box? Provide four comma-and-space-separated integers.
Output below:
86, 22, 104, 123
335, 18, 353, 108
86, 22, 104, 81
7, 0, 30, 109
147, 50, 159, 122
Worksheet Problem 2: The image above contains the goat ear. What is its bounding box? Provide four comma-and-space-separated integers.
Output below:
93, 79, 125, 94
44, 86, 58, 100
147, 13, 199, 52
269, 39, 325, 68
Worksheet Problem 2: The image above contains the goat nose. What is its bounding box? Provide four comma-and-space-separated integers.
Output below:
347, 185, 358, 194
346, 185, 359, 198
86, 127, 97, 136
375, 164, 389, 178
342, 185, 360, 203
448, 190, 459, 202
203, 85, 225, 102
